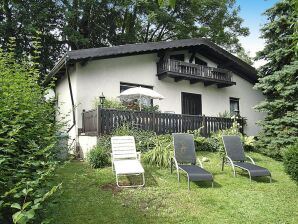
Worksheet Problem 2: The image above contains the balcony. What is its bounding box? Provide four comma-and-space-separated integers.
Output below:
157, 59, 235, 88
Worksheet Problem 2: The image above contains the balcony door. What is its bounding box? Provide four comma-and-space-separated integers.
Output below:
181, 92, 202, 115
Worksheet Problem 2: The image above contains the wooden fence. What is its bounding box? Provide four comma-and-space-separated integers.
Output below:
81, 108, 244, 136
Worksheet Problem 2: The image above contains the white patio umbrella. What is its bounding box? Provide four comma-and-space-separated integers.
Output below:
119, 86, 164, 111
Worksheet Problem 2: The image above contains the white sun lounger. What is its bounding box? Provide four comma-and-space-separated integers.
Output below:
111, 136, 145, 187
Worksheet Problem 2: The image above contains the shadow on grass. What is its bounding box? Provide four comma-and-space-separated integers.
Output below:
114, 169, 159, 188
194, 180, 222, 188
174, 173, 222, 189
234, 171, 274, 183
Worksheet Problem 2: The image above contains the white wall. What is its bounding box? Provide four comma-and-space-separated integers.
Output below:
55, 66, 78, 145
78, 135, 98, 158
57, 52, 265, 137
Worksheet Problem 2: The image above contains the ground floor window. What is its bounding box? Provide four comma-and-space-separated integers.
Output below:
230, 97, 240, 116
120, 82, 153, 107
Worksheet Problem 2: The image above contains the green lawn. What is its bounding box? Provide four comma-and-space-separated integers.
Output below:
42, 152, 298, 224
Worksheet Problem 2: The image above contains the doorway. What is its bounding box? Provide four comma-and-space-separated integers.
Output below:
181, 92, 202, 115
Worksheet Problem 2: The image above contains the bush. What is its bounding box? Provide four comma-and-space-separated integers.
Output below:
0, 40, 62, 223
188, 128, 216, 152
143, 134, 173, 168
111, 123, 156, 152
283, 142, 298, 183
141, 105, 160, 113
87, 145, 110, 168
93, 97, 126, 110
209, 120, 255, 155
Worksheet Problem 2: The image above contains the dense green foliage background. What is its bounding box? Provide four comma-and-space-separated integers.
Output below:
87, 121, 254, 169
283, 142, 298, 183
254, 0, 298, 159
0, 0, 251, 79
0, 41, 62, 223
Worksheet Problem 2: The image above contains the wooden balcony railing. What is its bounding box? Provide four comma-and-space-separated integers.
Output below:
157, 59, 235, 87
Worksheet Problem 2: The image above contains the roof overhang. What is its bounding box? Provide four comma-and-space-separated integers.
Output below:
45, 38, 257, 85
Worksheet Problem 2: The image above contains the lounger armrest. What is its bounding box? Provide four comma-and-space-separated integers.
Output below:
225, 156, 237, 177
137, 152, 141, 161
246, 155, 255, 164
172, 157, 179, 172
225, 156, 235, 166
197, 157, 203, 168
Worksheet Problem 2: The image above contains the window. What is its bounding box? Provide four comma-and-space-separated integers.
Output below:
230, 97, 240, 116
195, 57, 207, 66
170, 54, 185, 61
120, 82, 153, 106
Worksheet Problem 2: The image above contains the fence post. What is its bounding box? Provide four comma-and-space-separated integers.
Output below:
97, 106, 102, 136
240, 117, 245, 134
82, 109, 85, 133
152, 112, 156, 132
202, 115, 207, 136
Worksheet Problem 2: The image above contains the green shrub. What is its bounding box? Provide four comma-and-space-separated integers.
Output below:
209, 120, 255, 155
93, 97, 126, 110
87, 145, 110, 168
283, 142, 298, 183
143, 134, 173, 168
188, 128, 216, 152
0, 40, 62, 223
112, 123, 156, 152
141, 105, 160, 113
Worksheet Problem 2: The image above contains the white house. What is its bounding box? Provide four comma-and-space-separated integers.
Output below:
47, 38, 265, 157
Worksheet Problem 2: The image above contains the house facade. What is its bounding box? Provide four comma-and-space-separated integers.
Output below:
48, 38, 265, 155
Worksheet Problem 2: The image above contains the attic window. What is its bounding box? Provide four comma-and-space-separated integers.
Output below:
170, 54, 185, 61
195, 57, 207, 66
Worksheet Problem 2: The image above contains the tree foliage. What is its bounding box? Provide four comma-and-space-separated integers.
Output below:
1, 0, 250, 78
64, 0, 249, 52
0, 0, 65, 79
0, 40, 62, 223
254, 0, 298, 158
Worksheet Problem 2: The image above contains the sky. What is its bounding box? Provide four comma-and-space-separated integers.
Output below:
236, 0, 279, 67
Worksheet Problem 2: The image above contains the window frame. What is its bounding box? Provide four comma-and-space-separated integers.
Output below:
229, 97, 240, 116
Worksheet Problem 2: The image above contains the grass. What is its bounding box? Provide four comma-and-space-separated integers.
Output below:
42, 152, 298, 224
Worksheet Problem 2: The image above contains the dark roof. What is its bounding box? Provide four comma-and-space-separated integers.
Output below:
46, 38, 257, 84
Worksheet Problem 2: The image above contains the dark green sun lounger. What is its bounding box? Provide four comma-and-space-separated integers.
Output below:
171, 133, 213, 190
222, 135, 272, 182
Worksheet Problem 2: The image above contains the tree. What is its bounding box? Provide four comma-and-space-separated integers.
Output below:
0, 40, 62, 223
0, 0, 65, 80
64, 0, 249, 54
254, 0, 298, 158
1, 0, 250, 77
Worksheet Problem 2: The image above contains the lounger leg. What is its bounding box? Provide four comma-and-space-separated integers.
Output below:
188, 177, 190, 191
116, 174, 120, 187
248, 172, 252, 182
142, 173, 145, 186
221, 157, 225, 171
269, 175, 272, 183
170, 158, 173, 174
211, 181, 214, 188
